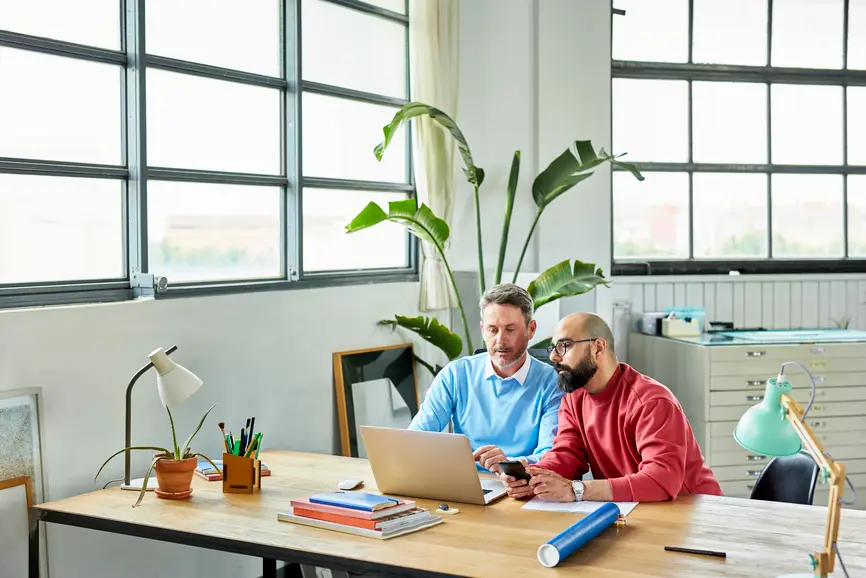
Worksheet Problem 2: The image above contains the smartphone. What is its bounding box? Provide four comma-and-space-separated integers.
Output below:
498, 460, 531, 481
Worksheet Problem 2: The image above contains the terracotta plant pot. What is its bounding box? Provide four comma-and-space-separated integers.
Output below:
153, 455, 197, 499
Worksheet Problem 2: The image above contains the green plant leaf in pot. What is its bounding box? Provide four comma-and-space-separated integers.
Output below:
179, 402, 218, 458
377, 315, 463, 361
528, 259, 610, 309
494, 150, 520, 285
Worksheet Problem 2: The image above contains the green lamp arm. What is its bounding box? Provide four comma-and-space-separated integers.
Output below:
781, 393, 846, 577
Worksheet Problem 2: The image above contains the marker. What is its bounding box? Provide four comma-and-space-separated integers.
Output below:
664, 546, 726, 558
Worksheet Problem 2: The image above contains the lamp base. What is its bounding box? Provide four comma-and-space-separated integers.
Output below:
120, 476, 158, 491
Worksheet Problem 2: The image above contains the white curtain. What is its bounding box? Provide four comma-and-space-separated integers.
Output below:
410, 0, 460, 311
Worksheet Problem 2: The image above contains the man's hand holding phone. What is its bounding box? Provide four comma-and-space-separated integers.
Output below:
498, 458, 534, 499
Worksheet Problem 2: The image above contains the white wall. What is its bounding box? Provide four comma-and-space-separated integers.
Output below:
0, 282, 439, 578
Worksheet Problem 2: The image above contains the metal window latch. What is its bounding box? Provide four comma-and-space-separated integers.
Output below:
131, 272, 168, 297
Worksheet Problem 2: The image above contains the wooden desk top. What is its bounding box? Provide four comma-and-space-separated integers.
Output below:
36, 450, 866, 577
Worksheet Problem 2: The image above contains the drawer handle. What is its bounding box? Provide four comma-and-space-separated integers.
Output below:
746, 380, 766, 386
815, 375, 825, 384
810, 361, 826, 369
745, 351, 766, 357
810, 421, 823, 428
747, 470, 762, 477
811, 346, 826, 355
812, 405, 825, 412
745, 395, 763, 402
747, 455, 767, 461
747, 484, 754, 490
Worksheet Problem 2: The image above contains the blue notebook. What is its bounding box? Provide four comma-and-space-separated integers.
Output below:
309, 491, 399, 511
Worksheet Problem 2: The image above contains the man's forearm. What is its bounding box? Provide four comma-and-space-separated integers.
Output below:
582, 479, 613, 502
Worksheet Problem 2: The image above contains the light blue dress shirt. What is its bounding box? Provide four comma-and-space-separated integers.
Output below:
408, 352, 563, 468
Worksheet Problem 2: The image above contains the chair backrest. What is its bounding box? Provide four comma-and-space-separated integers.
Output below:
749, 451, 819, 505
472, 348, 554, 366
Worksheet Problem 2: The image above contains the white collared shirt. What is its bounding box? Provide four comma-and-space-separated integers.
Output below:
484, 351, 533, 384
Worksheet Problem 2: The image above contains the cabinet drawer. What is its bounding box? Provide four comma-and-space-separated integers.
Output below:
710, 372, 866, 392
714, 459, 866, 483
719, 479, 755, 498
813, 473, 866, 510
710, 343, 866, 363
709, 445, 865, 468
710, 401, 866, 422
711, 357, 866, 378
709, 431, 855, 454
711, 386, 866, 407
710, 415, 866, 438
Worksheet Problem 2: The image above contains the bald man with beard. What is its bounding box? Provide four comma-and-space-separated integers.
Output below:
500, 313, 722, 503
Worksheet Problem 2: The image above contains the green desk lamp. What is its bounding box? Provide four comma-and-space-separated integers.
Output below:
734, 362, 850, 578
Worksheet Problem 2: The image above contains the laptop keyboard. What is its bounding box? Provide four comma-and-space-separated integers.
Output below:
482, 489, 492, 495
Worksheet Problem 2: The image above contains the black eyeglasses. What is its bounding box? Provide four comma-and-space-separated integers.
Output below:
547, 338, 597, 357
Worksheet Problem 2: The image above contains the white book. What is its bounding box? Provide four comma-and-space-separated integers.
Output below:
277, 510, 443, 539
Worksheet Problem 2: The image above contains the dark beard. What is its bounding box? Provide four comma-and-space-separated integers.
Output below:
555, 348, 598, 393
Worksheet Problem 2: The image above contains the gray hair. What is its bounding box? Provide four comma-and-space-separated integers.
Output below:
479, 283, 534, 326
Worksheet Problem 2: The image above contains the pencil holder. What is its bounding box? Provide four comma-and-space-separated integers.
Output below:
221, 452, 262, 494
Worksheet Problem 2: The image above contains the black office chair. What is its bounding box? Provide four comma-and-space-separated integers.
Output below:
472, 348, 554, 366
749, 451, 820, 505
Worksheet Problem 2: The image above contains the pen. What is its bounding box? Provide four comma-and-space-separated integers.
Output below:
239, 428, 246, 455
248, 416, 256, 444
664, 546, 726, 559
254, 433, 262, 459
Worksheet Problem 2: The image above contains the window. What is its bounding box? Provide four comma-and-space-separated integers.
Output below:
0, 0, 413, 309
612, 0, 866, 275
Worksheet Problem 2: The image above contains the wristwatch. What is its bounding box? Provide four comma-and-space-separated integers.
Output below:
571, 480, 585, 502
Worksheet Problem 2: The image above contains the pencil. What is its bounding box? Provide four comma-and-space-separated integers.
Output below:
218, 422, 230, 453
664, 546, 726, 558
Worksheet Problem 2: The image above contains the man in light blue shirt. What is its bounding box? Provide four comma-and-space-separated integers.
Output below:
409, 283, 563, 473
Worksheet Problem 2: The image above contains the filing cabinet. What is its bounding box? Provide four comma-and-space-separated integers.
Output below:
628, 332, 866, 510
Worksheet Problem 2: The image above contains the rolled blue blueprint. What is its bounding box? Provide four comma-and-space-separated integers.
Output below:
537, 502, 621, 567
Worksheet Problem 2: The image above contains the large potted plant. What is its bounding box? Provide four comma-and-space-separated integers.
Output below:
346, 103, 644, 372
95, 403, 220, 507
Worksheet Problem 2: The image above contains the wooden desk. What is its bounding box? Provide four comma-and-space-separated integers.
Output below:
31, 450, 866, 577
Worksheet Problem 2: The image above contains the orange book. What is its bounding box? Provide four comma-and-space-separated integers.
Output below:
292, 507, 380, 530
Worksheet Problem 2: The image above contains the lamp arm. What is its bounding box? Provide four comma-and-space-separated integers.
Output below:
781, 393, 846, 577
123, 345, 178, 486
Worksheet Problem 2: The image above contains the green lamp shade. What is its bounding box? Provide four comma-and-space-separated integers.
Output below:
733, 377, 802, 457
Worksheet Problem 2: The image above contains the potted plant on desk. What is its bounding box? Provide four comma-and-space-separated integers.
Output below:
95, 403, 220, 507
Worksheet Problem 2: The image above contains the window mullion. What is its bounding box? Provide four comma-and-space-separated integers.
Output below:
285, 0, 301, 281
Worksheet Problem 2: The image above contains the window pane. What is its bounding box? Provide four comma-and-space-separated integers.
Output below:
0, 175, 122, 284
771, 85, 843, 165
612, 0, 688, 63
848, 87, 866, 165
693, 173, 768, 258
0, 48, 120, 164
363, 0, 405, 13
302, 0, 407, 98
693, 0, 767, 65
772, 0, 844, 69
146, 0, 280, 77
303, 94, 407, 182
147, 70, 281, 174
847, 176, 866, 256
147, 181, 281, 283
303, 190, 408, 272
771, 174, 843, 257
613, 172, 689, 260
613, 79, 688, 162
693, 82, 767, 163
0, 0, 119, 49
849, 0, 866, 70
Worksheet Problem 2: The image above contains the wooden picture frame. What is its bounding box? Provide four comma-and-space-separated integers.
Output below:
333, 343, 420, 457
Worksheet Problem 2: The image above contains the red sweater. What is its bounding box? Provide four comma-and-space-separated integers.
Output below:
537, 363, 722, 502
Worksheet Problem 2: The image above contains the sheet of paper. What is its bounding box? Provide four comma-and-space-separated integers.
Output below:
521, 497, 639, 517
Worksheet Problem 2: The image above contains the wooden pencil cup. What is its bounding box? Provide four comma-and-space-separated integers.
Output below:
222, 452, 262, 494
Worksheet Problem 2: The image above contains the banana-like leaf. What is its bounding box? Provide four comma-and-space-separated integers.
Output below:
495, 150, 521, 285
532, 140, 644, 210
528, 259, 610, 309
375, 102, 484, 187
180, 402, 218, 458
94, 445, 173, 482
346, 199, 449, 249
378, 315, 463, 361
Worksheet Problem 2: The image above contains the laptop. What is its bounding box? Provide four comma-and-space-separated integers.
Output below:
359, 425, 508, 505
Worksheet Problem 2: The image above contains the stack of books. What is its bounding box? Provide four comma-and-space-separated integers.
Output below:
277, 491, 442, 539
194, 458, 271, 481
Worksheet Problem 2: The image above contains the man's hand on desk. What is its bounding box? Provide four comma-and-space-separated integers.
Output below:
528, 467, 576, 502
473, 444, 507, 473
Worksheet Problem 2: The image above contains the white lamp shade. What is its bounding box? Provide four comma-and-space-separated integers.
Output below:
148, 348, 203, 408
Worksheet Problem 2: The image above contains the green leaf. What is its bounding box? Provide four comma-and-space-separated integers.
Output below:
532, 141, 644, 210
378, 315, 463, 360
374, 102, 484, 187
346, 199, 450, 249
134, 455, 167, 508
94, 446, 174, 482
180, 402, 218, 458
528, 259, 610, 309
192, 453, 222, 478
495, 150, 521, 285
166, 405, 180, 458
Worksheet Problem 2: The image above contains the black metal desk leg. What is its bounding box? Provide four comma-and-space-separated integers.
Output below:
29, 509, 40, 578
263, 558, 277, 578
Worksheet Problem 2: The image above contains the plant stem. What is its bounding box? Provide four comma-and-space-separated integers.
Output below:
512, 209, 543, 283
413, 354, 437, 377
473, 184, 486, 295
436, 242, 474, 353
